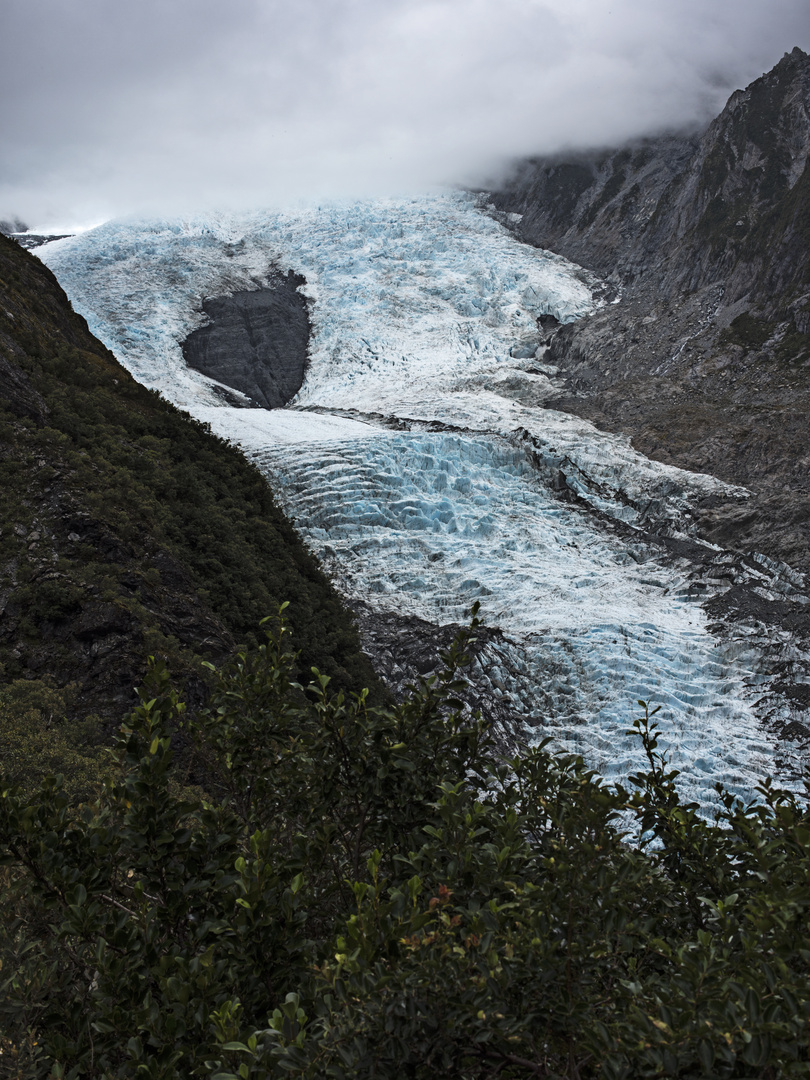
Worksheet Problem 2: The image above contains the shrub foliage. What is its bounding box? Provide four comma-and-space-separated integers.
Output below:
1, 608, 809, 1078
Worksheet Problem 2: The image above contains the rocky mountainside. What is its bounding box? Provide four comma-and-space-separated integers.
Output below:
0, 219, 73, 250
490, 47, 810, 575
0, 232, 379, 732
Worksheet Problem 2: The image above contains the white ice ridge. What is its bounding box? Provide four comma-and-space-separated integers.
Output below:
38, 191, 779, 810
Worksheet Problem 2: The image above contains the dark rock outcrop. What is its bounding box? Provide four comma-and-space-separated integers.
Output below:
490, 47, 810, 576
0, 353, 49, 423
11, 234, 74, 251
490, 133, 700, 281
182, 273, 310, 408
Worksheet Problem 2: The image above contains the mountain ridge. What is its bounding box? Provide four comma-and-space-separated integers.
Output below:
489, 47, 810, 574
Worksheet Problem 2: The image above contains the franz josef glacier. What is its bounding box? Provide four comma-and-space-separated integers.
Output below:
38, 191, 809, 813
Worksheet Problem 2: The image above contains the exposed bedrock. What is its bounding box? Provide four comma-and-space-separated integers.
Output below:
489, 47, 810, 579
353, 601, 525, 754
182, 272, 310, 408
544, 287, 810, 575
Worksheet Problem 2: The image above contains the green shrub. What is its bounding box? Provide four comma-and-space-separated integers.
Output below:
0, 680, 108, 801
0, 610, 808, 1078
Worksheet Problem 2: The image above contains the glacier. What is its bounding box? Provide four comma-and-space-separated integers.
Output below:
38, 191, 806, 813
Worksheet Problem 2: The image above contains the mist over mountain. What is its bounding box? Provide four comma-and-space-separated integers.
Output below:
2, 0, 809, 228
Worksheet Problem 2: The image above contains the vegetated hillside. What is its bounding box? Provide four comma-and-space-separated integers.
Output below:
4, 616, 810, 1078
0, 231, 380, 733
490, 47, 810, 575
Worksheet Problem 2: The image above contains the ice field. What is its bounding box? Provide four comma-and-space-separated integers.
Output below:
40, 191, 796, 811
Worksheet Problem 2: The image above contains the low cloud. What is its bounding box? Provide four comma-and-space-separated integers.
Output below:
1, 0, 808, 228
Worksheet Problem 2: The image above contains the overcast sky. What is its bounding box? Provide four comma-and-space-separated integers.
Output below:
1, 0, 808, 230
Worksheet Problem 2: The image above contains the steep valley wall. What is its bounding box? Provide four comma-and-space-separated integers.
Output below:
490, 47, 810, 577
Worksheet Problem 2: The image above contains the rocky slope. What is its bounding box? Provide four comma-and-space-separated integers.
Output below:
0, 220, 73, 250
490, 47, 810, 575
0, 232, 379, 732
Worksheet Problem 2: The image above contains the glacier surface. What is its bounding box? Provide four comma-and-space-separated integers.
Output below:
39, 191, 798, 812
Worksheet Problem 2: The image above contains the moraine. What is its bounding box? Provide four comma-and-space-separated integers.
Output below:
38, 191, 806, 812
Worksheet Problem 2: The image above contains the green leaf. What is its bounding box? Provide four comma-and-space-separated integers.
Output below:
698, 1039, 714, 1073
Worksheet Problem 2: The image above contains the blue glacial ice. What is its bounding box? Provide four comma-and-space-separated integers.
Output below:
38, 191, 798, 812
253, 429, 771, 808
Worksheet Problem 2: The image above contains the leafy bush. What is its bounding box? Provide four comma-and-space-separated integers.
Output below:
1, 609, 809, 1078
0, 680, 108, 801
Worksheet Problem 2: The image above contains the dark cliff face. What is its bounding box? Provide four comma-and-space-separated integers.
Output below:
492, 47, 810, 310
182, 273, 310, 409
0, 234, 379, 724
490, 47, 810, 577
490, 133, 700, 281
645, 47, 810, 310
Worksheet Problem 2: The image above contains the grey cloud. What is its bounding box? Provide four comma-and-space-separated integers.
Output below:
1, 0, 808, 228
